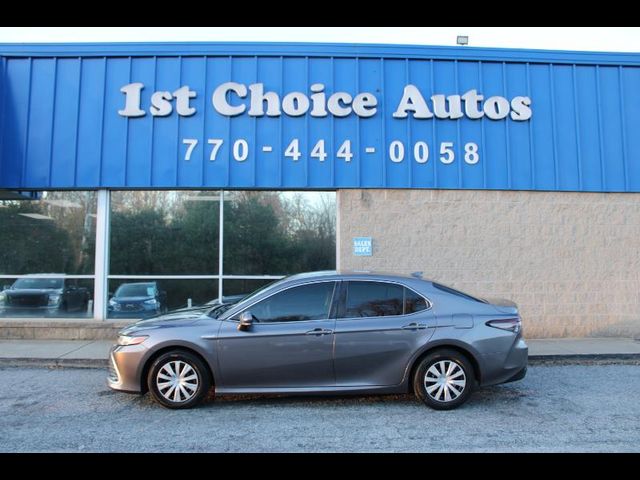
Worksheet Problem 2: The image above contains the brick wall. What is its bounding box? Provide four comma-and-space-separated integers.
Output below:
338, 189, 640, 338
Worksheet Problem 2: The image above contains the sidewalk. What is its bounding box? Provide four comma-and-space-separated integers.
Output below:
0, 337, 639, 368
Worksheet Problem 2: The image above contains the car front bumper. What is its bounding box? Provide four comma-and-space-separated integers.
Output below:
107, 344, 149, 393
0, 305, 63, 317
107, 309, 160, 319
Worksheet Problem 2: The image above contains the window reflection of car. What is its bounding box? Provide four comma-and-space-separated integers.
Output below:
165, 295, 246, 316
202, 294, 246, 310
0, 275, 90, 316
108, 282, 167, 319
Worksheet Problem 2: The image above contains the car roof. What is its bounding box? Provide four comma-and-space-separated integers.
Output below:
280, 270, 435, 284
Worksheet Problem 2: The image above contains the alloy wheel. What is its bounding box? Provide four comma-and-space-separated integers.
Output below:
424, 360, 467, 403
156, 360, 199, 403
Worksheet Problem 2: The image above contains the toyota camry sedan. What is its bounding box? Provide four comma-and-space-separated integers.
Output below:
107, 271, 528, 410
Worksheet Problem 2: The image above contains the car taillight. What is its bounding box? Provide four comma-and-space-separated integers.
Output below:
486, 318, 521, 333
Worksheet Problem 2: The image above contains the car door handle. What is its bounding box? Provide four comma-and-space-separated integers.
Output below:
305, 328, 333, 336
402, 322, 427, 330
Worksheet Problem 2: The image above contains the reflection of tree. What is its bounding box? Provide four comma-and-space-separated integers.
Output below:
224, 194, 294, 275
109, 191, 336, 278
282, 193, 336, 273
224, 192, 336, 275
0, 192, 96, 275
110, 191, 177, 217
0, 203, 71, 274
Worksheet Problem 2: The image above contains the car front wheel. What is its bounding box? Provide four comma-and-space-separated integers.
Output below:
413, 349, 475, 410
147, 351, 212, 409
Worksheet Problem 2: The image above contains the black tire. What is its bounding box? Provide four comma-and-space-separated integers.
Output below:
147, 350, 212, 409
413, 349, 476, 410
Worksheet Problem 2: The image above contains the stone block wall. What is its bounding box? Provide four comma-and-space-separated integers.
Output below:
338, 189, 640, 338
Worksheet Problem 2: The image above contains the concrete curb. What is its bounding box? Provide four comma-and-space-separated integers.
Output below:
0, 358, 108, 369
2, 354, 640, 370
528, 354, 640, 365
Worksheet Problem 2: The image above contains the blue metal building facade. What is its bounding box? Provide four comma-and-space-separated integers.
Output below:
1, 42, 639, 192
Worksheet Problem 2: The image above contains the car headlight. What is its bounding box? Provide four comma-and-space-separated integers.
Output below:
143, 299, 158, 306
117, 335, 148, 346
108, 298, 117, 305
48, 295, 61, 306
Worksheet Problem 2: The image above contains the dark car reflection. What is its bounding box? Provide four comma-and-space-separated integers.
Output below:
0, 275, 90, 317
108, 282, 167, 319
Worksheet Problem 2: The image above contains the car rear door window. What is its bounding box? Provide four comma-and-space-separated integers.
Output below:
248, 282, 336, 323
404, 287, 428, 314
344, 281, 404, 318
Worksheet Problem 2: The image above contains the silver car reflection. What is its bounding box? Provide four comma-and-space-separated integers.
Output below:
108, 271, 528, 410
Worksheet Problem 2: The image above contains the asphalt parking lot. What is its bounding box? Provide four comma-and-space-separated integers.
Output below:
0, 364, 638, 452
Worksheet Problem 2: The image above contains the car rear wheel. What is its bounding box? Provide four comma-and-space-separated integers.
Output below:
413, 349, 475, 410
147, 351, 212, 409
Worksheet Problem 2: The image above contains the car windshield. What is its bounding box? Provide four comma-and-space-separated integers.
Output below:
209, 303, 235, 319
116, 284, 154, 297
12, 278, 63, 290
207, 279, 283, 319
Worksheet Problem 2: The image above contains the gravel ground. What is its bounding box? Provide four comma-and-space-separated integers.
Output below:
0, 364, 638, 452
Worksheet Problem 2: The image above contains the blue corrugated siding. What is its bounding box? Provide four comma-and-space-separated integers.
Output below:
0, 42, 639, 192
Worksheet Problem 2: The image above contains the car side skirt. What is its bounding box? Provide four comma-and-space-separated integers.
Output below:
214, 385, 406, 395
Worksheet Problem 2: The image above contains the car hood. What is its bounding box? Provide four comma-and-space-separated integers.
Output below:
111, 296, 153, 303
119, 310, 207, 334
483, 297, 519, 314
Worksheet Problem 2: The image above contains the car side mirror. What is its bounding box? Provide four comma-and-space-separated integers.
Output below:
238, 311, 254, 331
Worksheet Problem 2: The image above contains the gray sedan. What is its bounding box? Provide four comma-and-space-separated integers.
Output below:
108, 271, 528, 410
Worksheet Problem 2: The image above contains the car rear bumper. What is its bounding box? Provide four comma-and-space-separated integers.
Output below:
479, 337, 528, 387
502, 365, 527, 384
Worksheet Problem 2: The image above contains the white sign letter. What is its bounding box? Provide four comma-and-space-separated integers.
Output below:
432, 94, 464, 119
282, 92, 310, 117
510, 96, 532, 121
484, 96, 510, 120
461, 89, 485, 119
310, 83, 328, 117
118, 82, 145, 117
352, 93, 378, 118
173, 86, 197, 117
212, 82, 247, 116
327, 92, 353, 117
393, 85, 433, 119
150, 91, 173, 117
248, 83, 281, 117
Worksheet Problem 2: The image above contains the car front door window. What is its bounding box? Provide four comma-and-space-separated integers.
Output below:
248, 282, 336, 323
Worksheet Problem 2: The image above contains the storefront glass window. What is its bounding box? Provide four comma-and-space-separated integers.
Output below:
110, 191, 219, 275
223, 191, 336, 275
1, 189, 335, 320
0, 191, 96, 318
